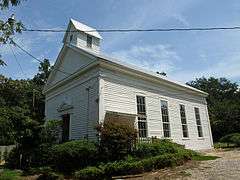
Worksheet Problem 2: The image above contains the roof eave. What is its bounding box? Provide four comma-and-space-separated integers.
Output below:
98, 59, 208, 97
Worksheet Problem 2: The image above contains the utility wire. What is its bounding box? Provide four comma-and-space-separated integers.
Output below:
11, 39, 71, 76
8, 44, 27, 79
22, 26, 240, 33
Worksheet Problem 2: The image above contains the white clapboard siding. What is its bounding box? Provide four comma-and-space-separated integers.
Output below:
45, 68, 99, 140
48, 47, 96, 86
100, 68, 212, 150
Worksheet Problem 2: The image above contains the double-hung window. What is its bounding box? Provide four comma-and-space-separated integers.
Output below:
194, 107, 203, 137
161, 100, 170, 138
180, 105, 189, 138
87, 35, 92, 48
137, 96, 147, 138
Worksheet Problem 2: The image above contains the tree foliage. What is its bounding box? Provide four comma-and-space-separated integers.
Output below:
0, 0, 22, 9
96, 118, 138, 161
0, 0, 25, 66
187, 77, 240, 141
0, 59, 52, 145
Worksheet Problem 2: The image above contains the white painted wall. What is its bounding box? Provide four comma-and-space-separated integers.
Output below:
76, 32, 100, 53
65, 25, 100, 53
48, 48, 96, 86
100, 68, 213, 150
45, 68, 100, 140
45, 45, 213, 150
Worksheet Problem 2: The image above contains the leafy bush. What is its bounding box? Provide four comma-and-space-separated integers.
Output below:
220, 133, 240, 146
74, 167, 105, 180
5, 143, 52, 169
5, 147, 21, 169
37, 171, 64, 180
76, 149, 194, 179
32, 143, 52, 167
40, 120, 62, 144
49, 140, 98, 173
151, 152, 189, 169
103, 161, 144, 176
214, 142, 237, 148
230, 134, 240, 146
133, 139, 184, 158
96, 118, 137, 161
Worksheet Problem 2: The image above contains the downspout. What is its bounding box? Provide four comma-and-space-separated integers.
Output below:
86, 87, 90, 140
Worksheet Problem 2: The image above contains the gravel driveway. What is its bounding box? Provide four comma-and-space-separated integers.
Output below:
185, 149, 240, 180
125, 149, 240, 180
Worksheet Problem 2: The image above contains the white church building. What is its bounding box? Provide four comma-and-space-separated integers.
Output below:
43, 19, 213, 150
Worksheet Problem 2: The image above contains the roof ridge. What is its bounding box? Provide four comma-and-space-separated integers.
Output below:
67, 44, 208, 96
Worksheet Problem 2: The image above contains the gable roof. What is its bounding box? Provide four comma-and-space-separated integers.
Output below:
70, 19, 102, 39
44, 43, 208, 97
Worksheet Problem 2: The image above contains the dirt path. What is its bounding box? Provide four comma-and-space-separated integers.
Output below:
126, 149, 240, 180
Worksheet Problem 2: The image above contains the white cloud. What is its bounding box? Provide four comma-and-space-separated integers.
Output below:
170, 53, 240, 83
111, 44, 181, 73
103, 0, 196, 50
170, 13, 190, 26
0, 36, 32, 56
36, 27, 63, 43
110, 44, 240, 84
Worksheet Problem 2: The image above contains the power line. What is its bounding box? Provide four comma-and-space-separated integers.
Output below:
22, 26, 240, 33
8, 44, 27, 79
11, 39, 71, 76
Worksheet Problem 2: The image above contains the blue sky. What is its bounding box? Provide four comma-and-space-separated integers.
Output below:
1, 0, 240, 84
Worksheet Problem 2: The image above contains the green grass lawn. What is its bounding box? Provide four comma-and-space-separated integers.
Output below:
0, 169, 22, 180
214, 142, 238, 149
192, 155, 220, 161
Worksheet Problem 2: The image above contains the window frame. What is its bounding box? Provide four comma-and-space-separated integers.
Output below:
194, 107, 203, 137
161, 100, 171, 138
179, 104, 189, 138
136, 95, 148, 138
87, 35, 93, 48
69, 34, 73, 42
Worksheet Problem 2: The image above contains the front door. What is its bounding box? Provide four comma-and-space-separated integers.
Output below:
62, 114, 70, 142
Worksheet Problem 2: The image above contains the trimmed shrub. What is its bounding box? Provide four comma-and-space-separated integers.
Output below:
133, 139, 183, 158
75, 150, 194, 179
74, 167, 105, 180
96, 118, 137, 161
220, 133, 240, 146
140, 157, 154, 171
103, 160, 144, 176
49, 140, 98, 173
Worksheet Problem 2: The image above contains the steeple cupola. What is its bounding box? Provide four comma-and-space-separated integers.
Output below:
63, 19, 102, 53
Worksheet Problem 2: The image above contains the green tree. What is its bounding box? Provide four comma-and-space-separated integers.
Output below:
32, 59, 53, 86
0, 59, 53, 145
0, 0, 25, 66
187, 77, 240, 141
32, 59, 53, 121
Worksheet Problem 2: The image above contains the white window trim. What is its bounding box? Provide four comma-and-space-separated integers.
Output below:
136, 94, 149, 138
179, 104, 189, 138
194, 107, 204, 138
160, 99, 171, 138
